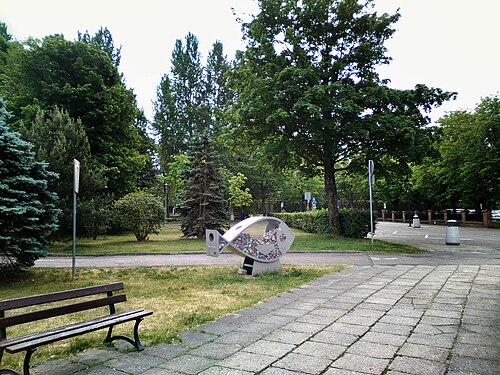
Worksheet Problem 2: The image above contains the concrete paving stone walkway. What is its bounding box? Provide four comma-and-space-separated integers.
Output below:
31, 264, 500, 375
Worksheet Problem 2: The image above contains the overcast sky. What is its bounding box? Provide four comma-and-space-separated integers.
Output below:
1, 0, 499, 123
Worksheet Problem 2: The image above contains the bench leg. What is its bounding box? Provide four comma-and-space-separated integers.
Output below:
0, 347, 35, 375
23, 349, 35, 375
0, 349, 20, 375
103, 318, 145, 351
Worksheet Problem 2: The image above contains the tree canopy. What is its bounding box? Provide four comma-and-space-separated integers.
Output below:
232, 0, 454, 232
0, 32, 151, 197
22, 107, 107, 237
411, 96, 500, 210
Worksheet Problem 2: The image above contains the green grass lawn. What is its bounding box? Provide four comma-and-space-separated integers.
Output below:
48, 223, 424, 255
0, 264, 345, 371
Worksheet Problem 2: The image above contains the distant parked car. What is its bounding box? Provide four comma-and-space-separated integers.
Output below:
492, 210, 500, 221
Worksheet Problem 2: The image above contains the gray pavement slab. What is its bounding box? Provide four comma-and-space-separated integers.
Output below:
26, 264, 500, 374
24, 226, 500, 375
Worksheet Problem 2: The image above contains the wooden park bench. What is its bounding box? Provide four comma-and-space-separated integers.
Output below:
0, 282, 153, 375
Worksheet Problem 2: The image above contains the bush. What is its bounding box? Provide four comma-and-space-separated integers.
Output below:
338, 208, 372, 238
78, 195, 114, 239
272, 209, 372, 238
114, 191, 164, 241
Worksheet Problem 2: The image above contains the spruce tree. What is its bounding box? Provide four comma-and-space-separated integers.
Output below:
0, 99, 59, 268
180, 132, 227, 239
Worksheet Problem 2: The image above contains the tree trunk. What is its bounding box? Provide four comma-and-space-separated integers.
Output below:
324, 158, 341, 234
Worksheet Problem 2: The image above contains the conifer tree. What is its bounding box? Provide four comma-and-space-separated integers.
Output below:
179, 132, 227, 239
22, 107, 106, 237
0, 99, 59, 268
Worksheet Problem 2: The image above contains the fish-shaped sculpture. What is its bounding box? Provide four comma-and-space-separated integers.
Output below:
206, 216, 294, 276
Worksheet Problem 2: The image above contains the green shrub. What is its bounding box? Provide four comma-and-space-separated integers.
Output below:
338, 208, 372, 238
114, 191, 164, 241
273, 209, 372, 238
78, 195, 114, 239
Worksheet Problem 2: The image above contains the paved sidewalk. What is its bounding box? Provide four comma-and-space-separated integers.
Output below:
31, 264, 500, 375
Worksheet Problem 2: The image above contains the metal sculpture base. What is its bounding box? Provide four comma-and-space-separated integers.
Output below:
238, 256, 282, 276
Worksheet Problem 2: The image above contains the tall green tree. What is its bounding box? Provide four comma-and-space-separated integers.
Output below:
78, 27, 122, 67
152, 36, 234, 172
179, 132, 227, 238
415, 96, 500, 210
0, 22, 13, 71
438, 96, 499, 209
152, 75, 177, 175
170, 33, 208, 147
0, 100, 59, 268
152, 35, 232, 214
205, 41, 234, 136
232, 0, 454, 233
152, 33, 207, 184
22, 107, 107, 237
0, 33, 150, 197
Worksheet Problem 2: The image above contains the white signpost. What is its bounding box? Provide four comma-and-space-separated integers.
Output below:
304, 192, 312, 211
368, 160, 375, 244
72, 159, 80, 279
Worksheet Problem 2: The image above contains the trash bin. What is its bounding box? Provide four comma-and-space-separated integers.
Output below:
413, 214, 421, 228
445, 220, 460, 245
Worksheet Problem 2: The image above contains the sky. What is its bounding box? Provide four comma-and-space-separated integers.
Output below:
1, 0, 499, 124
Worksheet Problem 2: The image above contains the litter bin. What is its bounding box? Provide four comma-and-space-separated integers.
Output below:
413, 214, 421, 228
445, 220, 460, 245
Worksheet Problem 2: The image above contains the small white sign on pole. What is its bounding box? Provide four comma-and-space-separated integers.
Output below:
74, 159, 80, 193
304, 192, 312, 211
368, 160, 375, 244
72, 159, 80, 279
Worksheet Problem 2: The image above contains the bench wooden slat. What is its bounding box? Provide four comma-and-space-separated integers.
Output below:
0, 283, 152, 374
0, 294, 127, 328
0, 310, 146, 350
5, 310, 153, 354
0, 282, 124, 311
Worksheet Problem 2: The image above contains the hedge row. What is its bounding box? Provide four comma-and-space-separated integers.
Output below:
272, 209, 373, 238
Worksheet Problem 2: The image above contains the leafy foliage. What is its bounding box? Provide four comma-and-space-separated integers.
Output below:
152, 33, 207, 173
232, 0, 454, 232
273, 208, 371, 238
0, 33, 151, 197
78, 195, 114, 240
114, 191, 164, 241
338, 208, 371, 238
21, 107, 107, 237
228, 172, 253, 208
78, 27, 122, 67
0, 100, 59, 268
152, 36, 233, 181
412, 96, 500, 210
179, 132, 227, 238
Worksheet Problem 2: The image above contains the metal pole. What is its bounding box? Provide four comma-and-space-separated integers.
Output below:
72, 159, 79, 280
164, 182, 169, 221
72, 185, 77, 279
368, 160, 374, 244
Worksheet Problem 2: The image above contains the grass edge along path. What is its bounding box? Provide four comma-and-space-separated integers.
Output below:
0, 264, 346, 371
48, 223, 424, 255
